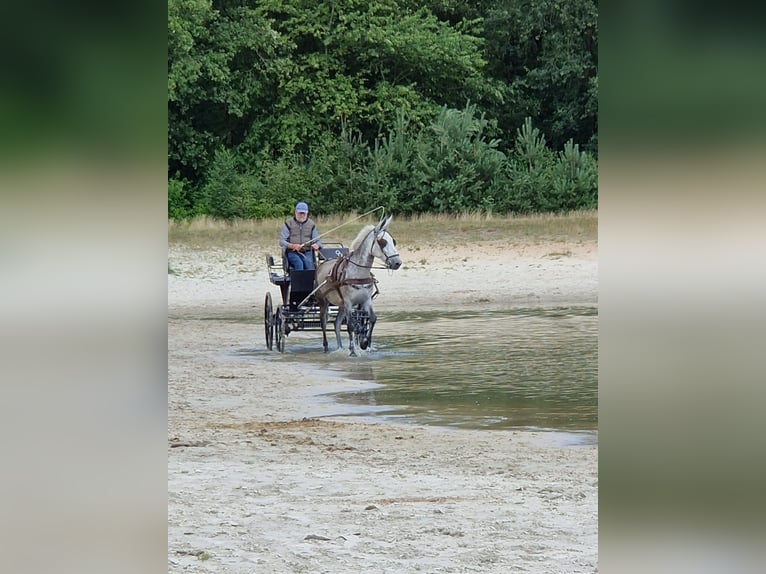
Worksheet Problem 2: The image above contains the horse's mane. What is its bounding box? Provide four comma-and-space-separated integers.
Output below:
350, 224, 375, 251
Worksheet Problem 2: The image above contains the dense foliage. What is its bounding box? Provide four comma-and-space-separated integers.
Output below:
168, 0, 597, 219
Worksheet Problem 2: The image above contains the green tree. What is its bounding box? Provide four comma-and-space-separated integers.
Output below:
200, 147, 253, 219
168, 0, 286, 181
167, 0, 598, 217
501, 117, 597, 213
168, 177, 192, 220
362, 113, 421, 213
550, 139, 598, 209
247, 0, 494, 152
483, 0, 597, 152
410, 104, 507, 212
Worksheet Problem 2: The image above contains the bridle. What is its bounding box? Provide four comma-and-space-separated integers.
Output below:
345, 229, 400, 270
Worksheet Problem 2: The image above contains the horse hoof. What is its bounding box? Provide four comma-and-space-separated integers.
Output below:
349, 351, 357, 357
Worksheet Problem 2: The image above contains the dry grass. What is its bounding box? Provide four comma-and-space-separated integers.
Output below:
168, 210, 597, 250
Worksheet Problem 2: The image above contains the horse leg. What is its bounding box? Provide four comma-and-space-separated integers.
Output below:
333, 306, 345, 350
360, 304, 377, 350
319, 301, 329, 353
346, 304, 357, 357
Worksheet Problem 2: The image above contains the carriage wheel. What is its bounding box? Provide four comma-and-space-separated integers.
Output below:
264, 292, 274, 350
275, 307, 286, 353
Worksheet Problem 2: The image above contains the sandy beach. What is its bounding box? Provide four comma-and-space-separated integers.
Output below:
168, 233, 598, 573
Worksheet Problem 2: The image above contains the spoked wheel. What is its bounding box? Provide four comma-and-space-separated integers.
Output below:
275, 307, 286, 353
264, 292, 274, 350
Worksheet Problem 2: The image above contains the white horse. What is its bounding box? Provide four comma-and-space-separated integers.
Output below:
314, 215, 402, 356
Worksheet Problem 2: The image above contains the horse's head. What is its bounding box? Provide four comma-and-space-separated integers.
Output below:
372, 215, 402, 270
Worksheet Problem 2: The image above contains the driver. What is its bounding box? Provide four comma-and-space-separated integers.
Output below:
279, 201, 322, 270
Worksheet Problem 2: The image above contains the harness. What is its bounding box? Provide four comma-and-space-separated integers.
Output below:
329, 256, 372, 286
325, 255, 378, 301
319, 228, 396, 304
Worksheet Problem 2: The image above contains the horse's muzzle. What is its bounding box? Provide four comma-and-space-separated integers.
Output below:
388, 257, 402, 270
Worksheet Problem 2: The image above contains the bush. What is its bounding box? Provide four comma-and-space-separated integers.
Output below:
412, 105, 507, 212
498, 117, 597, 213
550, 139, 598, 210
200, 148, 253, 220
176, 112, 596, 219
168, 177, 191, 220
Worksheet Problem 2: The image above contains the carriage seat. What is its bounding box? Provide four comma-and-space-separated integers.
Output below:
318, 246, 349, 261
266, 254, 288, 285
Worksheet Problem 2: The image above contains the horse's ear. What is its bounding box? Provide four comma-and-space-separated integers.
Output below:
378, 214, 392, 231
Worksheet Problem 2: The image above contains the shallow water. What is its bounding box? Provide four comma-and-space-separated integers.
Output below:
265, 306, 597, 436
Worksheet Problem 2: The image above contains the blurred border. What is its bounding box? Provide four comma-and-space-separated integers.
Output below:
0, 3, 167, 574
600, 3, 766, 572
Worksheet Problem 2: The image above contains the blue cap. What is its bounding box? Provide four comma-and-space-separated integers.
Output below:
295, 201, 309, 213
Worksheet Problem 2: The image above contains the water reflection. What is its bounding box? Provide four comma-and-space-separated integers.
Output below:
316, 307, 597, 432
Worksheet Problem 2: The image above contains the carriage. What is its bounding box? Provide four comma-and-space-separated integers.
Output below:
263, 244, 374, 353
263, 216, 401, 355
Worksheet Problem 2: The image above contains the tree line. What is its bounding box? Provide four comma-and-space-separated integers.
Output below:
168, 0, 597, 219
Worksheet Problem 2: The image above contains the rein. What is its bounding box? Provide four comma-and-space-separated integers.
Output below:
345, 259, 394, 271
299, 206, 385, 250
